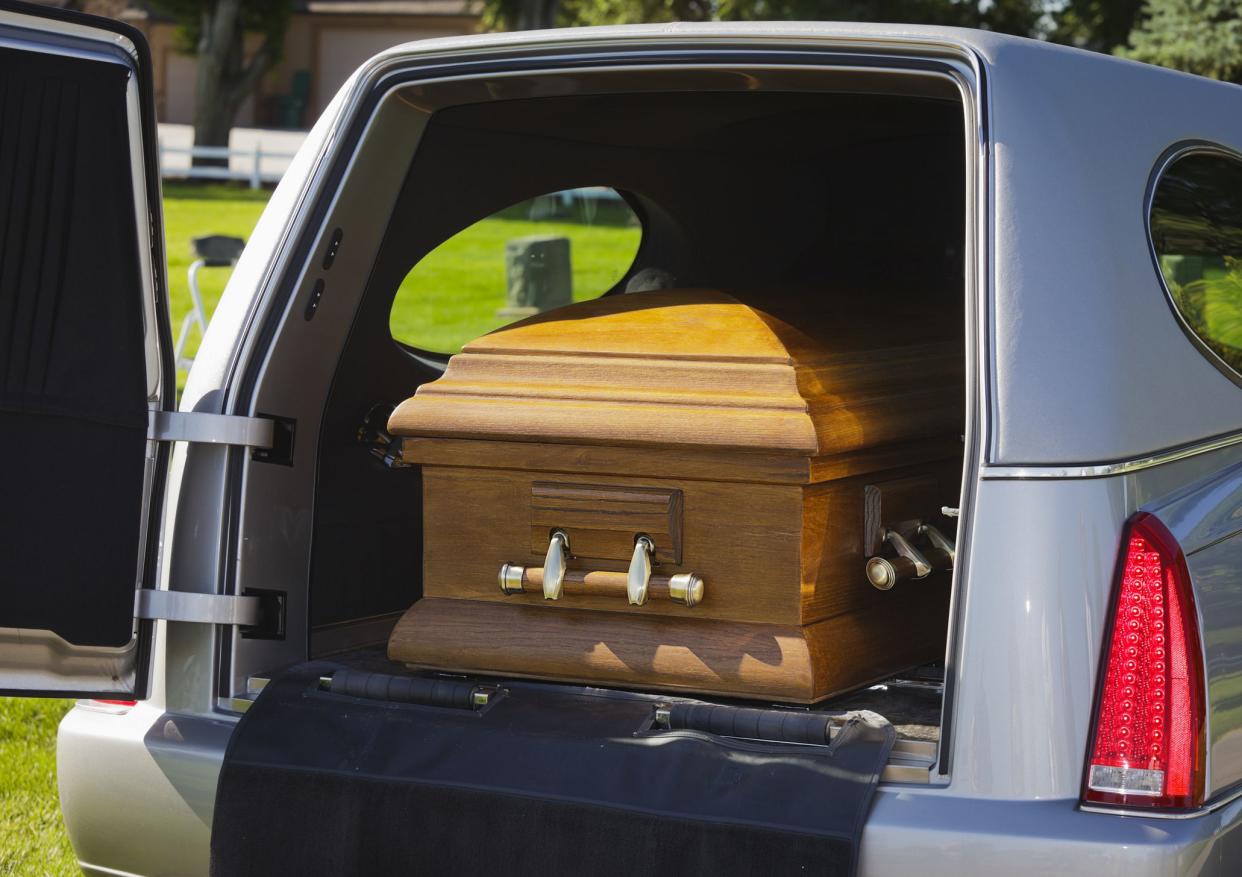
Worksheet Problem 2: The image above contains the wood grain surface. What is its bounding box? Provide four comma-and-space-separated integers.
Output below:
420, 466, 805, 625
389, 583, 951, 703
387, 288, 963, 700
530, 482, 683, 564
388, 289, 961, 457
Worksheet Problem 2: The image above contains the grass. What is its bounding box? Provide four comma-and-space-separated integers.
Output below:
0, 185, 637, 873
390, 213, 641, 353
161, 184, 641, 383
163, 183, 272, 388
0, 699, 76, 876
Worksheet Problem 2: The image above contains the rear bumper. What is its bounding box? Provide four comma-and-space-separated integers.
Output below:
861, 787, 1242, 876
57, 703, 232, 877
58, 703, 1242, 877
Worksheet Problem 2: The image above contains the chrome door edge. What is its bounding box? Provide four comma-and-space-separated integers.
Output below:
983, 429, 1242, 480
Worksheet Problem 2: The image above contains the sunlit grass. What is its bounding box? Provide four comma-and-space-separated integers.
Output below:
162, 183, 271, 389
0, 698, 76, 876
389, 216, 641, 354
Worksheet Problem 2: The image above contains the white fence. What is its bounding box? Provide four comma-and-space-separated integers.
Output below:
157, 124, 305, 188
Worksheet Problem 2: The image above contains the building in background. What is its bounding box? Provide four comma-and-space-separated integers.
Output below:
71, 0, 481, 128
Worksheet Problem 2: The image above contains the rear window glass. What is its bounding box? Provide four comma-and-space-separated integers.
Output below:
390, 188, 642, 355
1151, 151, 1242, 376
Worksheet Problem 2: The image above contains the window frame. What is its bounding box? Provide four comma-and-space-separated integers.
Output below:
1147, 141, 1242, 390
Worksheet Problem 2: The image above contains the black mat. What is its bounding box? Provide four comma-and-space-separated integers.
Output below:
211, 661, 894, 876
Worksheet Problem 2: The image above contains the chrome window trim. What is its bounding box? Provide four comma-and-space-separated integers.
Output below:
982, 427, 1242, 480
0, 11, 139, 63
1146, 141, 1242, 392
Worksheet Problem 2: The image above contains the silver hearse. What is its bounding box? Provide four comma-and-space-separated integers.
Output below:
4, 1, 1242, 874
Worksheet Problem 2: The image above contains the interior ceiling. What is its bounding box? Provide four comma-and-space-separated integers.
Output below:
433, 90, 960, 156
395, 88, 966, 309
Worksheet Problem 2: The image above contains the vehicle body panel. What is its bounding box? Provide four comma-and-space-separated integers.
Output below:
981, 40, 1242, 466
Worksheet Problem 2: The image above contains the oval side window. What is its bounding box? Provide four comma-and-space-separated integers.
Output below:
390, 187, 642, 356
1152, 150, 1242, 380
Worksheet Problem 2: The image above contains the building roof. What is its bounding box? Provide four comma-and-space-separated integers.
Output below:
105, 0, 478, 21
295, 0, 480, 14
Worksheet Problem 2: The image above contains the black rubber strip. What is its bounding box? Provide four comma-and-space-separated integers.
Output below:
664, 703, 834, 746
327, 669, 475, 710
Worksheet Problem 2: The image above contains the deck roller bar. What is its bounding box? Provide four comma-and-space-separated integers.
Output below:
318, 669, 495, 710
653, 702, 838, 746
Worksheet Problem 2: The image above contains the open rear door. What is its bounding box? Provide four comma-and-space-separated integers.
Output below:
0, 2, 171, 698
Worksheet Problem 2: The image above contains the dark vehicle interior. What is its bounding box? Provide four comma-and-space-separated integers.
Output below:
310, 87, 966, 683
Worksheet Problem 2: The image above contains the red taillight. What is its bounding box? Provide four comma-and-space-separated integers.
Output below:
86, 695, 137, 710
1084, 512, 1206, 810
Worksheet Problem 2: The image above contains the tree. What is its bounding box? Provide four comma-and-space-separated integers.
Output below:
551, 0, 1044, 35
484, 0, 562, 29
150, 0, 292, 158
1118, 0, 1242, 82
1049, 0, 1144, 52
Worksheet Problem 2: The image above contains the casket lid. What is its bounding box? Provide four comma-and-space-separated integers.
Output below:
389, 289, 958, 458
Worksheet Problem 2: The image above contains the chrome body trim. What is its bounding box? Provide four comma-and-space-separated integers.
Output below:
1079, 781, 1242, 819
982, 429, 1242, 480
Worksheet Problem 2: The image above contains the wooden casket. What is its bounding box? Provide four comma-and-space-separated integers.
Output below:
387, 289, 961, 703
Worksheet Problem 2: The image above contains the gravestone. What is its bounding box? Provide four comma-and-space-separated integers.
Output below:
499, 235, 572, 318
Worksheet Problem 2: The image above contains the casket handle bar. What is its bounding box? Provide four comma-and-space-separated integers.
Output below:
865, 522, 955, 590
500, 532, 704, 607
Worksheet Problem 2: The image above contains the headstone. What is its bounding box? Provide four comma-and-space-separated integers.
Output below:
192, 234, 246, 267
499, 235, 572, 318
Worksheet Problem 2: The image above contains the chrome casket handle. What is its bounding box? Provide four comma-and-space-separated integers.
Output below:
865, 523, 954, 590
497, 565, 704, 607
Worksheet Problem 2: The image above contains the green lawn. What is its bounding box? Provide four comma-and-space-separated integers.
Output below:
391, 214, 640, 353
0, 184, 638, 873
161, 184, 640, 382
0, 699, 75, 875
163, 183, 272, 388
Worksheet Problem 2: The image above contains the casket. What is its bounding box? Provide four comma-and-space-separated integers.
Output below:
386, 289, 961, 703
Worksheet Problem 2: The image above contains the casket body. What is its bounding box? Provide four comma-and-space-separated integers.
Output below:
387, 289, 960, 703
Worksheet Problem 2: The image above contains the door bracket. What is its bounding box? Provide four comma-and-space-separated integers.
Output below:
148, 410, 274, 449
135, 590, 263, 627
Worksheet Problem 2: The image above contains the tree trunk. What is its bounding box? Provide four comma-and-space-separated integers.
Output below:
191, 0, 274, 168
514, 0, 560, 29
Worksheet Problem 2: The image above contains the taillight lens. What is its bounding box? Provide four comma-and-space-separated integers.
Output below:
1084, 512, 1206, 810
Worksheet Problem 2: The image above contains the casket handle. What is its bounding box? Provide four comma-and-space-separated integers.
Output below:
865, 523, 954, 590
541, 529, 570, 601
498, 561, 704, 608
627, 535, 654, 606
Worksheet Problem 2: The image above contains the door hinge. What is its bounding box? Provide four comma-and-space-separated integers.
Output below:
148, 410, 275, 449
135, 589, 263, 626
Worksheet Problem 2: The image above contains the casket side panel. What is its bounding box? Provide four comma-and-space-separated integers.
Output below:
420, 465, 804, 625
